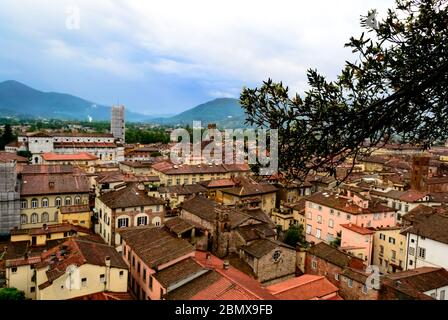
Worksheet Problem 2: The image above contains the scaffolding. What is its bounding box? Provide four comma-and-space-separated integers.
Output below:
0, 161, 20, 235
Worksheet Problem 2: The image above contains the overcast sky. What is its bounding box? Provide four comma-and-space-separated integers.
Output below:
0, 0, 395, 115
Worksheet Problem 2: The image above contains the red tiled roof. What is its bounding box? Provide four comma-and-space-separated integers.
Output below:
266, 275, 339, 300
340, 223, 375, 235
0, 151, 28, 163
42, 152, 98, 161
194, 251, 277, 300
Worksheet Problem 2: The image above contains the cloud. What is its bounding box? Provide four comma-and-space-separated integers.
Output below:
0, 0, 396, 112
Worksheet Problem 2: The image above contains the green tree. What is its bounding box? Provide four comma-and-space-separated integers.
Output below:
240, 0, 448, 182
283, 224, 307, 248
0, 288, 25, 300
0, 124, 15, 150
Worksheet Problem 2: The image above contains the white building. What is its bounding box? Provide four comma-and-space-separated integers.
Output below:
402, 205, 448, 270
18, 132, 124, 164
111, 105, 125, 143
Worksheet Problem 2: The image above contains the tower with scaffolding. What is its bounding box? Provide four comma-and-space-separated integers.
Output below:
0, 160, 20, 235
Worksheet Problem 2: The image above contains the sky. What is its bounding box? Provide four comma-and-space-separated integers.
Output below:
0, 0, 395, 115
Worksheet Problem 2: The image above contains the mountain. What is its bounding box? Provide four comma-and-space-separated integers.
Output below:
0, 80, 149, 122
0, 80, 249, 127
153, 98, 248, 128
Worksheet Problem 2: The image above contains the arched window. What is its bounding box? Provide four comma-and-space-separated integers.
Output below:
55, 197, 62, 207
20, 214, 28, 225
152, 217, 161, 227
42, 212, 49, 223
20, 200, 27, 209
74, 196, 81, 205
54, 211, 59, 222
31, 198, 38, 209
31, 213, 38, 224
42, 198, 49, 208
65, 197, 72, 206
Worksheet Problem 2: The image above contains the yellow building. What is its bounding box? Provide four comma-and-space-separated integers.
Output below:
95, 183, 166, 246
271, 199, 307, 231
219, 177, 277, 215
372, 226, 407, 274
58, 204, 92, 229
150, 161, 250, 186
4, 238, 129, 300
20, 170, 90, 229
10, 223, 92, 246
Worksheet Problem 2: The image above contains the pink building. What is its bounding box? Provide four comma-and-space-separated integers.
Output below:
305, 189, 396, 247
117, 226, 196, 300
340, 223, 374, 264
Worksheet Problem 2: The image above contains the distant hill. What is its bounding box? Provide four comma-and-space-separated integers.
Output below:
153, 98, 249, 128
0, 80, 149, 122
0, 80, 249, 128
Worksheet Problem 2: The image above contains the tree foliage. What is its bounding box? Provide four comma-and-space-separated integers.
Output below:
0, 288, 25, 300
283, 224, 307, 248
240, 0, 448, 182
0, 124, 15, 150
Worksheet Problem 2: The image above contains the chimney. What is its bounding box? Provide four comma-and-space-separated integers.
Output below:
223, 260, 229, 270
105, 256, 111, 267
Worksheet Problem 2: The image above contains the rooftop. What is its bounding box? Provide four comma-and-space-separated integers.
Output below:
21, 173, 90, 196
266, 275, 339, 300
98, 183, 165, 209
42, 152, 98, 161
117, 226, 195, 268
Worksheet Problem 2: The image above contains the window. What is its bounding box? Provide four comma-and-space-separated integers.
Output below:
405, 205, 409, 212
54, 211, 58, 222
335, 273, 340, 281
156, 205, 160, 212
81, 278, 87, 287
389, 237, 396, 244
137, 216, 147, 226
330, 209, 334, 215
348, 279, 353, 288
418, 247, 426, 259
391, 250, 396, 260
21, 200, 27, 209
362, 285, 368, 294
317, 215, 322, 224
20, 214, 28, 225
311, 257, 317, 270
318, 206, 322, 211
143, 269, 147, 281
41, 212, 49, 223
440, 290, 445, 300
306, 211, 312, 219
152, 217, 161, 227
31, 198, 38, 209
74, 196, 81, 205
379, 233, 386, 241
346, 214, 351, 221
316, 228, 321, 239
100, 274, 106, 283
379, 245, 384, 254
329, 219, 334, 228
118, 217, 129, 228
31, 213, 38, 224
11, 267, 17, 273
149, 276, 153, 290
137, 262, 141, 274
65, 197, 72, 206
42, 198, 49, 208
55, 197, 62, 207
409, 247, 415, 256
132, 256, 135, 267
119, 271, 124, 279
306, 224, 312, 235
30, 287, 35, 293
409, 259, 413, 266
